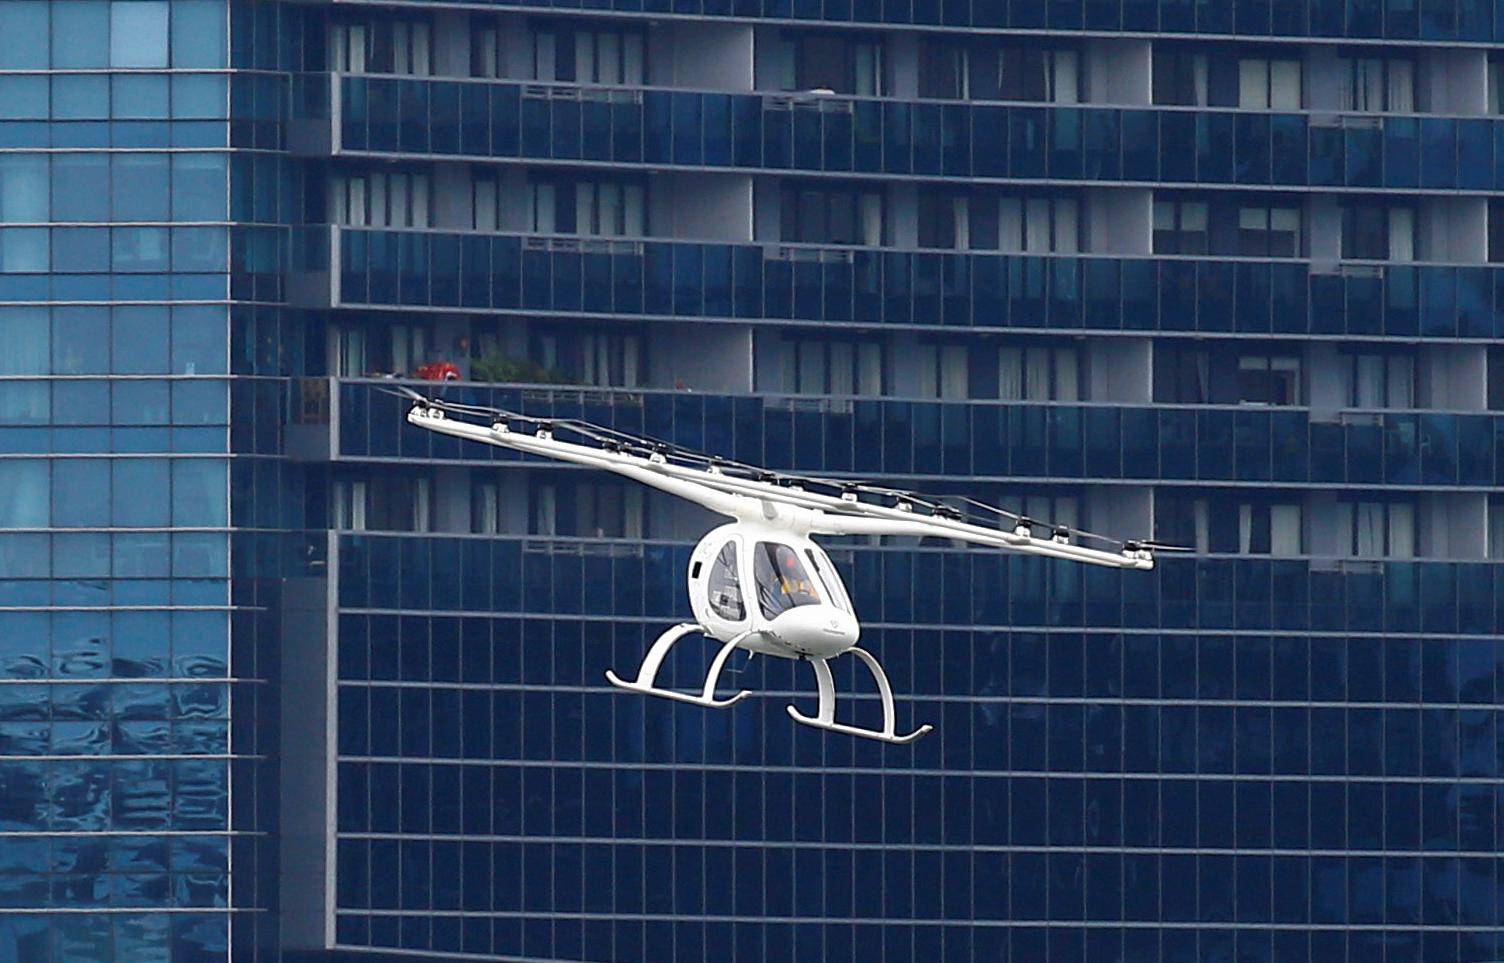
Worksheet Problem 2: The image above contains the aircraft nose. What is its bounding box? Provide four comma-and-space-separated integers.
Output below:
769, 605, 859, 658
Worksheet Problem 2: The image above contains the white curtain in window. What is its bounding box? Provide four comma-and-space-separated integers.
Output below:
1388, 502, 1415, 558
855, 43, 881, 96
624, 487, 644, 539
576, 183, 598, 236
576, 32, 596, 84
940, 344, 968, 399
532, 183, 555, 233
1271, 504, 1302, 555
1387, 356, 1414, 408
338, 328, 366, 377
534, 485, 556, 536
1054, 349, 1079, 401
1239, 59, 1270, 109
1343, 58, 1383, 112
1182, 202, 1208, 238
598, 33, 622, 84
388, 174, 411, 227
952, 197, 970, 250
367, 174, 388, 226
342, 481, 369, 531
1191, 498, 1210, 553
857, 342, 883, 394
796, 340, 824, 393
621, 336, 641, 388
1270, 60, 1301, 109
333, 24, 367, 73
474, 484, 500, 535
914, 343, 938, 397
1051, 50, 1079, 104
534, 31, 557, 80
623, 184, 645, 237
1270, 207, 1301, 254
344, 177, 368, 226
473, 179, 498, 231
1053, 200, 1079, 254
1192, 54, 1209, 106
411, 175, 429, 228
623, 34, 645, 85
1355, 502, 1385, 557
1490, 500, 1504, 559
998, 198, 1024, 253
1387, 59, 1414, 112
1238, 504, 1256, 553
828, 341, 855, 395
1024, 199, 1050, 253
414, 23, 432, 75
1025, 348, 1051, 401
1354, 354, 1384, 407
1389, 207, 1414, 261
859, 194, 883, 247
998, 347, 1023, 400
474, 28, 501, 79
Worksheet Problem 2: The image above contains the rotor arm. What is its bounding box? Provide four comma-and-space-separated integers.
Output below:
812, 511, 1154, 570
406, 406, 746, 517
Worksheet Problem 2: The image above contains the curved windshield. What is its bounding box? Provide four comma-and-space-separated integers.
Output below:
706, 541, 745, 622
753, 541, 822, 619
804, 547, 852, 615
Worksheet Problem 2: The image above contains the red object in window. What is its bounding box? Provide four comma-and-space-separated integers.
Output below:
416, 362, 460, 381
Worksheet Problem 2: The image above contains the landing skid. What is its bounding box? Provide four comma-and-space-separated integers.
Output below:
786, 647, 933, 745
605, 623, 753, 709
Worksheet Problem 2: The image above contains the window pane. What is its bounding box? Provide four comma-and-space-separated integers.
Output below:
0, 1, 47, 69
0, 228, 46, 273
0, 308, 46, 375
172, 459, 227, 527
0, 155, 47, 223
52, 1, 108, 68
112, 154, 170, 222
170, 0, 226, 68
171, 154, 227, 221
53, 75, 109, 120
110, 1, 170, 68
0, 76, 46, 120
0, 460, 47, 527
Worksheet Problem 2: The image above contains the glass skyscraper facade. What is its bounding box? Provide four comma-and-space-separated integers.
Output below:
7, 0, 1504, 960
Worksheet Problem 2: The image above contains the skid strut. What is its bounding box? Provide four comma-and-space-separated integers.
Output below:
606, 623, 753, 709
786, 647, 933, 744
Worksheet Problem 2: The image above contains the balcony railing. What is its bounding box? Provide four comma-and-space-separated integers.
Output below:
335, 378, 1504, 490
314, 72, 1504, 192
313, 1, 1495, 44
336, 532, 1504, 638
315, 226, 1504, 341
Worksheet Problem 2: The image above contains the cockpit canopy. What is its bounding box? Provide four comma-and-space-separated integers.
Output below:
753, 541, 822, 619
700, 534, 855, 628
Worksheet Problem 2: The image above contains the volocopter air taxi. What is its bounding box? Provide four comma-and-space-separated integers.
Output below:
404, 391, 1160, 744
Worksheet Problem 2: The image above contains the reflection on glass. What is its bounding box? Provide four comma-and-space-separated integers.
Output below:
753, 541, 822, 619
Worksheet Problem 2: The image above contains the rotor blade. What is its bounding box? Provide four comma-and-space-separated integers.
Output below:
399, 388, 1155, 564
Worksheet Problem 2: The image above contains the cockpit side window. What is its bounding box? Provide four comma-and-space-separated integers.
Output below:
805, 547, 852, 615
753, 541, 822, 619
707, 541, 745, 622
